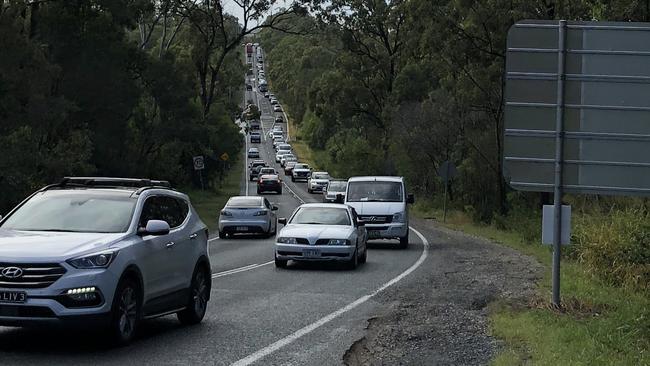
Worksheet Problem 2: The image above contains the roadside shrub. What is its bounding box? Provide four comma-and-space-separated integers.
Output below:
571, 208, 650, 291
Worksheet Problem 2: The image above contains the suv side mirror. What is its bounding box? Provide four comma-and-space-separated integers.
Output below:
357, 220, 366, 227
138, 220, 170, 236
335, 194, 344, 203
407, 194, 415, 204
278, 218, 287, 225
272, 205, 279, 211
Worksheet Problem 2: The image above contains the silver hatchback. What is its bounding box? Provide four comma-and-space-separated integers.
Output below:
218, 196, 278, 238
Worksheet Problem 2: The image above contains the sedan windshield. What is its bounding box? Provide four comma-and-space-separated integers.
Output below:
0, 191, 136, 233
347, 181, 403, 202
290, 207, 351, 226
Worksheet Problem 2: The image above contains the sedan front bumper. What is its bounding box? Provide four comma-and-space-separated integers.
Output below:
275, 244, 354, 262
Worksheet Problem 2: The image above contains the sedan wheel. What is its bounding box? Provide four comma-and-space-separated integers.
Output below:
347, 247, 359, 270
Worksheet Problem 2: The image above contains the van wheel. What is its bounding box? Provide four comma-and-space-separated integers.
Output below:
178, 265, 209, 325
109, 277, 141, 346
399, 234, 409, 249
218, 231, 228, 239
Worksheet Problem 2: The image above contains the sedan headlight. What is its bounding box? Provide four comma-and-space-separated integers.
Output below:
393, 212, 405, 222
327, 239, 350, 246
67, 251, 118, 269
277, 237, 298, 244
254, 210, 268, 216
221, 210, 233, 217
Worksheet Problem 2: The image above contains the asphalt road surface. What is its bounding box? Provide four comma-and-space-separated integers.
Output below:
0, 63, 431, 365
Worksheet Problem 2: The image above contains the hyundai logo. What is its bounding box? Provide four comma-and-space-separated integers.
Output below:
1, 267, 23, 279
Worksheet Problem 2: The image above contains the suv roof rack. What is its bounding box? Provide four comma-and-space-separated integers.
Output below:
41, 177, 173, 191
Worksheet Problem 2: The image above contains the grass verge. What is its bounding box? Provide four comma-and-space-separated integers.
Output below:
185, 158, 243, 233
411, 202, 649, 365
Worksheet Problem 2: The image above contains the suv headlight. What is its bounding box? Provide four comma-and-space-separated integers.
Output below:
254, 210, 268, 216
393, 212, 405, 222
67, 250, 118, 269
277, 237, 297, 244
327, 239, 350, 246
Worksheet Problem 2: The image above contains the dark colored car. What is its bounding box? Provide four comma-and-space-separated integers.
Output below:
250, 166, 264, 181
275, 115, 284, 123
246, 84, 253, 91
249, 121, 261, 130
250, 132, 261, 143
249, 160, 267, 181
257, 174, 282, 194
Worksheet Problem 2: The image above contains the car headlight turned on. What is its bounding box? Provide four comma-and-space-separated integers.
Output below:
327, 239, 350, 245
58, 286, 103, 308
277, 237, 298, 244
67, 251, 118, 269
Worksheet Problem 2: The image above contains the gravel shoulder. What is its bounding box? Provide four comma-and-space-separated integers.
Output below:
343, 218, 544, 366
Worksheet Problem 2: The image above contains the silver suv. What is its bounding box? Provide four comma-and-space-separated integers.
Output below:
0, 177, 211, 344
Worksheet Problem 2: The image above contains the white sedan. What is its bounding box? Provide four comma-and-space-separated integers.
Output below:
274, 204, 368, 269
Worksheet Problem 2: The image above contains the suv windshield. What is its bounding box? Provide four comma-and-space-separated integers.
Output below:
290, 207, 350, 226
0, 190, 136, 233
347, 181, 403, 202
328, 181, 347, 191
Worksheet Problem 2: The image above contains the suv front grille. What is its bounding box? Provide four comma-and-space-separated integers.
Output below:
0, 263, 66, 289
359, 215, 393, 224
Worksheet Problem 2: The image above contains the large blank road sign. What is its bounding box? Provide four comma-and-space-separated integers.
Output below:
504, 20, 650, 196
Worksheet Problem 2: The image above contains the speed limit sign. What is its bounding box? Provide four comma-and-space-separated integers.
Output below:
193, 156, 205, 170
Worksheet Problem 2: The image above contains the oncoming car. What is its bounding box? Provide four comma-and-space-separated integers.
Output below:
323, 180, 348, 203
0, 177, 211, 344
218, 196, 278, 238
274, 204, 367, 269
307, 171, 330, 193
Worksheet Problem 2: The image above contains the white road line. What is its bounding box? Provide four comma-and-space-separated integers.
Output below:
208, 237, 219, 243
212, 261, 274, 279
231, 226, 430, 366
281, 181, 306, 204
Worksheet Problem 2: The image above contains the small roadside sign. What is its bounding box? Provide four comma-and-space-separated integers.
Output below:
193, 156, 204, 171
220, 153, 229, 161
437, 161, 457, 183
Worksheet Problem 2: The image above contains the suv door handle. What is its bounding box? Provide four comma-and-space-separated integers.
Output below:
166, 241, 175, 248
189, 233, 198, 240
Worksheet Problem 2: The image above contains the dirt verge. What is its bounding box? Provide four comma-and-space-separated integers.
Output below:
343, 218, 543, 366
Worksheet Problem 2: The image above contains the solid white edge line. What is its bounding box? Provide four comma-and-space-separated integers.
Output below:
212, 261, 274, 279
281, 181, 306, 204
231, 226, 430, 366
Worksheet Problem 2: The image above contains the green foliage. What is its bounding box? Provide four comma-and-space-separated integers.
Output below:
0, 1, 245, 213
571, 208, 650, 291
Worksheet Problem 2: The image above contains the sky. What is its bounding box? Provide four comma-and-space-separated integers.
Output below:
222, 0, 294, 27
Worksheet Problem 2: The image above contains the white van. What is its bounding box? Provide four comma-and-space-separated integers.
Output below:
344, 176, 414, 248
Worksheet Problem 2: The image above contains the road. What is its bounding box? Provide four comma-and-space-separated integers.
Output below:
0, 57, 430, 366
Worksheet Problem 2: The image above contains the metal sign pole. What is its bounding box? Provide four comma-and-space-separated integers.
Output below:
443, 162, 450, 223
552, 20, 567, 308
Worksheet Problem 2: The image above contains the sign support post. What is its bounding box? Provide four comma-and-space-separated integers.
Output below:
552, 20, 567, 308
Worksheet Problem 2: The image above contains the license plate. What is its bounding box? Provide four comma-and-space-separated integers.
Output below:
0, 291, 26, 304
368, 230, 381, 239
303, 249, 320, 258
236, 226, 248, 232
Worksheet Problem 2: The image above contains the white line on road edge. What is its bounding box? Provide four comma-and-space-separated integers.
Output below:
231, 227, 430, 366
212, 261, 274, 279
281, 181, 306, 204
208, 237, 219, 243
